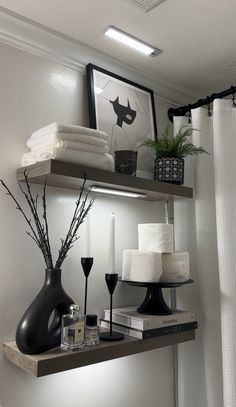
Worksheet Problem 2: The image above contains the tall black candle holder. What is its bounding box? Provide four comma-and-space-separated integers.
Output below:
100, 273, 124, 341
81, 257, 93, 315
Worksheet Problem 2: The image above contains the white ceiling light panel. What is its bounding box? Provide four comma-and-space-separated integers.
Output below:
104, 26, 161, 56
129, 0, 167, 12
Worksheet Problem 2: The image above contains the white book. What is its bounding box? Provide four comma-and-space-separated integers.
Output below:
104, 307, 194, 331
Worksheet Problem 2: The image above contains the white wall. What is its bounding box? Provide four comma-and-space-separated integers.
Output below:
0, 42, 177, 407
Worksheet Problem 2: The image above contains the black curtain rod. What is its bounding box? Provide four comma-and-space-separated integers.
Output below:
168, 85, 236, 122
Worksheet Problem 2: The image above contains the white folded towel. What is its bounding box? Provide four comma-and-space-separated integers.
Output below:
31, 140, 108, 155
21, 153, 37, 166
27, 132, 108, 149
31, 123, 108, 141
21, 149, 114, 171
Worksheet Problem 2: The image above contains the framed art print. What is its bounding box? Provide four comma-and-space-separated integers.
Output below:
86, 64, 157, 178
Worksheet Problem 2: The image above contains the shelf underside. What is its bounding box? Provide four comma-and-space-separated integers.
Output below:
17, 160, 193, 201
3, 329, 195, 377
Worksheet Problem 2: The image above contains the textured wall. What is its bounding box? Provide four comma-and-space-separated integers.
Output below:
0, 43, 174, 407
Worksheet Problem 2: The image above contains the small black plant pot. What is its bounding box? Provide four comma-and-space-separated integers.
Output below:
115, 150, 137, 176
154, 157, 184, 185
16, 268, 74, 354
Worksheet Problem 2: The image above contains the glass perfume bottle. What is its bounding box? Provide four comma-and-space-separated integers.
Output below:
85, 314, 99, 346
61, 304, 85, 350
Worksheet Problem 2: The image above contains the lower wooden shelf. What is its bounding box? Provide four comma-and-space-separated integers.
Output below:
3, 329, 195, 377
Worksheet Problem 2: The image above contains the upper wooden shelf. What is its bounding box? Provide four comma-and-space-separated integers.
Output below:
3, 329, 195, 377
17, 160, 193, 201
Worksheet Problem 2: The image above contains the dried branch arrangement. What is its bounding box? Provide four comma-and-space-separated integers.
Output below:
0, 171, 94, 269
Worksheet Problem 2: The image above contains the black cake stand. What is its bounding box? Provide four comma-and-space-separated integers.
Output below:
118, 278, 193, 315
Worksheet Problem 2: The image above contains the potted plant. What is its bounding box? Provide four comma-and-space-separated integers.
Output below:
142, 125, 208, 185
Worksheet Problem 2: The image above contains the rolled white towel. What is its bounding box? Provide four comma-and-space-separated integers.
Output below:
27, 132, 108, 149
21, 149, 114, 171
122, 249, 163, 283
31, 123, 108, 141
138, 223, 174, 253
160, 252, 190, 283
31, 140, 108, 155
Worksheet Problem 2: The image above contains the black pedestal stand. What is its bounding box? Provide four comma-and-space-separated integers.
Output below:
137, 285, 172, 315
119, 278, 193, 315
81, 257, 93, 315
100, 274, 124, 341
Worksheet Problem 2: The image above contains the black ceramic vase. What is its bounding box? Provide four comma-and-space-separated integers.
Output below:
16, 268, 74, 354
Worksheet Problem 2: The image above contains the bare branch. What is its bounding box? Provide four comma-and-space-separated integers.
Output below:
22, 171, 53, 268
55, 179, 93, 269
1, 174, 93, 270
42, 177, 53, 268
0, 179, 41, 248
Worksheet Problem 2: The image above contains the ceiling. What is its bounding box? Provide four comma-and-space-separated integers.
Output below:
0, 0, 236, 99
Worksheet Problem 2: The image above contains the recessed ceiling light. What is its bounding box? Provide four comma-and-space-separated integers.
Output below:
90, 186, 146, 199
104, 26, 161, 57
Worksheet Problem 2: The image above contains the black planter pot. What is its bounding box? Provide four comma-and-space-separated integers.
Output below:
16, 268, 74, 354
115, 150, 137, 176
154, 157, 184, 185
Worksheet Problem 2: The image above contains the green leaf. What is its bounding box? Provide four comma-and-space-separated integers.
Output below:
141, 125, 208, 158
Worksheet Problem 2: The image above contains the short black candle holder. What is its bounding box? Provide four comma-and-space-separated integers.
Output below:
81, 257, 94, 315
100, 273, 124, 342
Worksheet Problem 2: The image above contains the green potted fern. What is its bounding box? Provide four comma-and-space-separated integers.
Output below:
142, 125, 208, 185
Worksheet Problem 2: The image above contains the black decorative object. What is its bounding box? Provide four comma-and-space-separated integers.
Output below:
100, 274, 124, 341
154, 157, 184, 185
0, 172, 94, 355
110, 97, 137, 128
115, 150, 138, 176
119, 278, 193, 315
16, 269, 74, 354
81, 257, 94, 315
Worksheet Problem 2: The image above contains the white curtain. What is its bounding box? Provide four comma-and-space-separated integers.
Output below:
174, 99, 236, 407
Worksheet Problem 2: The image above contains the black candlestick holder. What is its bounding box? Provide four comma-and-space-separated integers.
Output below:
81, 257, 94, 315
100, 273, 124, 341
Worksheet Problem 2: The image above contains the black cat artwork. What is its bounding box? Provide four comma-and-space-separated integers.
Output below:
110, 97, 137, 128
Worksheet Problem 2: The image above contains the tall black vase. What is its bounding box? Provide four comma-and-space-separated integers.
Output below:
16, 268, 74, 354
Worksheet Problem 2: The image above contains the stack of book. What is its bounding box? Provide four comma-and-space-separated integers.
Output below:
100, 307, 197, 339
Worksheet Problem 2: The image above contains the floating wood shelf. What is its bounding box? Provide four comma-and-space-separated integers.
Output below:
17, 160, 193, 201
3, 329, 195, 377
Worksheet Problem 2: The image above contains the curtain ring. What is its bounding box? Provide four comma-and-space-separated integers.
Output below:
186, 111, 192, 124
207, 97, 212, 117
231, 86, 236, 107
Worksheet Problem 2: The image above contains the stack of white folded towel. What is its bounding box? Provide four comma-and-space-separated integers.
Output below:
21, 122, 114, 171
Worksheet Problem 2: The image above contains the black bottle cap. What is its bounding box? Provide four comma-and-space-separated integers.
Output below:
86, 314, 97, 326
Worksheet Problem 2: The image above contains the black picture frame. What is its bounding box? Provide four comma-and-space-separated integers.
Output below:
86, 64, 157, 178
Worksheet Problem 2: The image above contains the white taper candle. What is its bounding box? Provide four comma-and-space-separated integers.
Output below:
108, 212, 115, 273
85, 212, 90, 257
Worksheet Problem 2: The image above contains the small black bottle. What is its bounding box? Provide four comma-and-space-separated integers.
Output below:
85, 314, 99, 346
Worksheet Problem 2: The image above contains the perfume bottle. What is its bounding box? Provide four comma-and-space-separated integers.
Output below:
61, 304, 85, 350
85, 314, 99, 346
